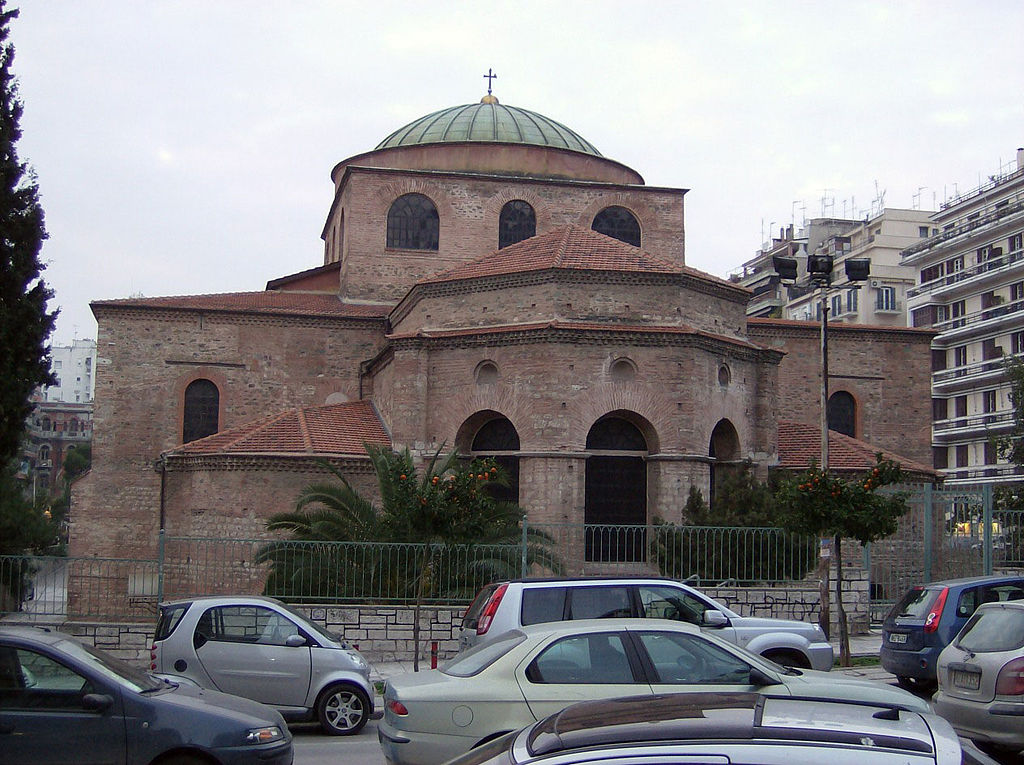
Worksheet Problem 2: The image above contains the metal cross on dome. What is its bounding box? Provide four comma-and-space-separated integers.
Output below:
483, 68, 497, 95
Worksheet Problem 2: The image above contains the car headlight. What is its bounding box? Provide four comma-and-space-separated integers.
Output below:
245, 726, 284, 744
346, 650, 368, 669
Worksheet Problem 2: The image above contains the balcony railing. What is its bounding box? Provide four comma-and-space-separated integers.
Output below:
931, 297, 1024, 334
908, 246, 1024, 298
933, 356, 1010, 387
933, 411, 1015, 434
903, 193, 1024, 262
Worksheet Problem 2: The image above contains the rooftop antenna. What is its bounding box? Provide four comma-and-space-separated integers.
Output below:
912, 187, 926, 210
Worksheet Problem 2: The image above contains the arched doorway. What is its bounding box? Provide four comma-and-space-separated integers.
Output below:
709, 419, 740, 506
585, 414, 648, 562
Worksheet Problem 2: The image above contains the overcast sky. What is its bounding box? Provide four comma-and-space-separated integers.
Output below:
9, 1, 1024, 346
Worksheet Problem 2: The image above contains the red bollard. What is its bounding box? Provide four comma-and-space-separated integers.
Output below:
431, 641, 438, 669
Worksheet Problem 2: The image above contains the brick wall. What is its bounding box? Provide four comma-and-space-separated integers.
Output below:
748, 319, 935, 466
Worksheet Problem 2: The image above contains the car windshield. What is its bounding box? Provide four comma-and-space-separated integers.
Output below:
442, 631, 527, 677
956, 607, 1024, 653
280, 602, 342, 644
891, 586, 941, 620
55, 637, 163, 692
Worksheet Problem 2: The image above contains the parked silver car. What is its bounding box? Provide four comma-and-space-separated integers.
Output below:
446, 692, 997, 765
0, 625, 293, 765
151, 595, 373, 735
460, 577, 833, 670
379, 618, 927, 765
933, 599, 1024, 754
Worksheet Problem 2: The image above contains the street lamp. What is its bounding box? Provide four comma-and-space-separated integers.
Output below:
773, 247, 870, 469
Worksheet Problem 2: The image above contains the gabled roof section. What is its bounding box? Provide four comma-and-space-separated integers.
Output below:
420, 225, 681, 284
168, 401, 391, 457
265, 261, 340, 291
91, 291, 390, 320
777, 421, 938, 479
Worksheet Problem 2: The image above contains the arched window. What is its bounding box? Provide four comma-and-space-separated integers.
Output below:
475, 361, 499, 385
828, 391, 856, 437
499, 200, 536, 249
592, 206, 641, 247
709, 419, 741, 506
183, 379, 220, 443
610, 358, 636, 383
386, 193, 439, 250
585, 415, 648, 562
471, 416, 521, 504
38, 445, 51, 464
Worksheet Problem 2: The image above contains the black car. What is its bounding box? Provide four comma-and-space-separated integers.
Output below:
0, 625, 293, 765
880, 574, 1024, 690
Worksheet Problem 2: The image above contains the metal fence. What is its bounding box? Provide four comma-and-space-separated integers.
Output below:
3, 483, 1022, 623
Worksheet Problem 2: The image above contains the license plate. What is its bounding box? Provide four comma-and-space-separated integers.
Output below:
952, 669, 981, 690
889, 633, 908, 644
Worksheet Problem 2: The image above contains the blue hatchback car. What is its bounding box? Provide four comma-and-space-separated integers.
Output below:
881, 574, 1024, 690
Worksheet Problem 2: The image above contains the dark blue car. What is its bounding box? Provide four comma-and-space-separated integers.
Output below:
880, 574, 1024, 690
0, 625, 293, 765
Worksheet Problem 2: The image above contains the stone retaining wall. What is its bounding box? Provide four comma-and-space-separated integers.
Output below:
7, 577, 866, 666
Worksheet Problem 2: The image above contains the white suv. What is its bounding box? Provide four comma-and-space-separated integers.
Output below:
459, 577, 833, 670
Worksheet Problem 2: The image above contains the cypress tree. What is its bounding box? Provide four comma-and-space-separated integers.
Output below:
0, 1, 56, 466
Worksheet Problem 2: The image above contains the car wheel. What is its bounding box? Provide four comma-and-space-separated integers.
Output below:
316, 682, 370, 736
762, 649, 810, 669
896, 675, 936, 694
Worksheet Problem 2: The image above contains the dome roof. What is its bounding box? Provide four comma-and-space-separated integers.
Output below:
375, 97, 602, 156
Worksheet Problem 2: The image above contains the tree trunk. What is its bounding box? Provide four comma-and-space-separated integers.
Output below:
834, 532, 850, 667
412, 544, 434, 672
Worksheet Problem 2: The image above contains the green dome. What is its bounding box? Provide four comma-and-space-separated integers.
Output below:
376, 98, 602, 156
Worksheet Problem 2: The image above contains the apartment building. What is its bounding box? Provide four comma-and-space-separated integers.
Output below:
735, 210, 934, 325
19, 338, 97, 499
903, 148, 1024, 484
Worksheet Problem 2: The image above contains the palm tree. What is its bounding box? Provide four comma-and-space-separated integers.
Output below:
257, 444, 561, 667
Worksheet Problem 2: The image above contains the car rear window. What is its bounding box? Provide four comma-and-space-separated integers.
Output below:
957, 607, 1024, 653
442, 630, 527, 677
462, 584, 501, 630
154, 603, 190, 640
889, 586, 942, 620
522, 587, 567, 626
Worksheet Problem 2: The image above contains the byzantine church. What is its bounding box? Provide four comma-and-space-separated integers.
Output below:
71, 86, 936, 570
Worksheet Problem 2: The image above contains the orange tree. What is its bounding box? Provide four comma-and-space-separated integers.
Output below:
774, 455, 907, 665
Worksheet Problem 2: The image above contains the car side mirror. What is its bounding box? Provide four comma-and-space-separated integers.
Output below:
82, 693, 114, 712
702, 610, 729, 628
749, 668, 782, 687
285, 634, 307, 648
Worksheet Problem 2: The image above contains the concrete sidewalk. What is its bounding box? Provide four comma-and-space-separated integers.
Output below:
368, 628, 894, 709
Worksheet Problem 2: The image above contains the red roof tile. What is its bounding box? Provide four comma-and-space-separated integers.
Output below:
169, 401, 391, 457
777, 421, 937, 478
92, 291, 390, 319
421, 225, 682, 283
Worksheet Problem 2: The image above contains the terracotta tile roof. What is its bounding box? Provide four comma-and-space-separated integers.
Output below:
91, 291, 390, 319
420, 225, 682, 284
777, 421, 937, 478
169, 400, 391, 457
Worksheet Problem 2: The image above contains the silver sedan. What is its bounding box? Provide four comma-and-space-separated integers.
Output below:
378, 618, 929, 765
933, 600, 1024, 754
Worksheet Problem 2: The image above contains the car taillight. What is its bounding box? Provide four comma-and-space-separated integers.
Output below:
996, 657, 1024, 696
476, 583, 508, 636
924, 587, 948, 633
150, 644, 157, 671
388, 700, 409, 716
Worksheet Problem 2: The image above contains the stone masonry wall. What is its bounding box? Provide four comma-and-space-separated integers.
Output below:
17, 581, 855, 668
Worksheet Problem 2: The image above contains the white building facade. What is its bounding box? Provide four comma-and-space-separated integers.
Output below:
904, 148, 1024, 483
